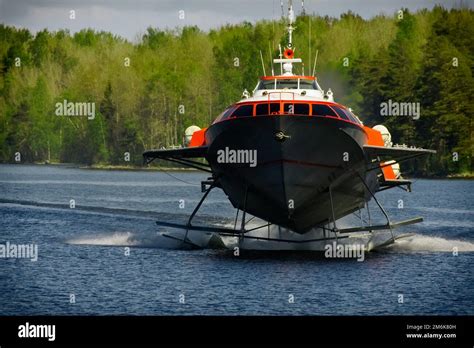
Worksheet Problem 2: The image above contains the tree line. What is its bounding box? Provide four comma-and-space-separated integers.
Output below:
0, 6, 472, 175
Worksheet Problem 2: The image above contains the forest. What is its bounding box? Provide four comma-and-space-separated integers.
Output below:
0, 6, 472, 176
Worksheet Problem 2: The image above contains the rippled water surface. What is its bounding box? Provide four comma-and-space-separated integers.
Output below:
0, 164, 473, 315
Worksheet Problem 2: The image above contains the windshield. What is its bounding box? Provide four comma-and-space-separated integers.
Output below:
299, 79, 318, 89
257, 78, 318, 90
213, 106, 236, 123
258, 80, 276, 90
276, 79, 299, 89
332, 105, 363, 124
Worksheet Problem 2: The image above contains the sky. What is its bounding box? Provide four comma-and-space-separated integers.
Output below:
0, 0, 469, 41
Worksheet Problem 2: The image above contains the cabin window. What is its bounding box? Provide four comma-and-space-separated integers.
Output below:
331, 106, 351, 121
276, 79, 299, 89
213, 106, 236, 123
231, 104, 254, 118
311, 104, 337, 117
284, 103, 310, 115
257, 79, 276, 90
255, 104, 267, 116
344, 109, 362, 124
256, 103, 280, 116
299, 79, 318, 89
257, 78, 319, 90
332, 105, 360, 123
270, 103, 280, 114
294, 103, 310, 115
343, 110, 358, 123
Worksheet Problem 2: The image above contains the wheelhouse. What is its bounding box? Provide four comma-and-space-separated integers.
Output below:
255, 76, 322, 91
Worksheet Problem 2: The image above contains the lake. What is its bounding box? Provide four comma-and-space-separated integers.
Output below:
0, 164, 473, 315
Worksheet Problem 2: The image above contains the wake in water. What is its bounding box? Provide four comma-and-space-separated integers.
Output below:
66, 230, 223, 250
67, 232, 150, 247
0, 197, 223, 225
66, 229, 474, 253
3, 198, 473, 253
386, 234, 474, 252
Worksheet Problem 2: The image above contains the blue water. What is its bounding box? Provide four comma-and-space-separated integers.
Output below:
0, 164, 473, 315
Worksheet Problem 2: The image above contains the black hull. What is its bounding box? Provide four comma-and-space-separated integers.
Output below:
205, 116, 378, 234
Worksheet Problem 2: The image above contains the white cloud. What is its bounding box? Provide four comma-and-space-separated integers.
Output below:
0, 0, 469, 40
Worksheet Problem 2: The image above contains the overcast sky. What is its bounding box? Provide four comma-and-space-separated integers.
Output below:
0, 0, 469, 41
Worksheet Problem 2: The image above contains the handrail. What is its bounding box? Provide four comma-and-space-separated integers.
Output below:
266, 91, 296, 103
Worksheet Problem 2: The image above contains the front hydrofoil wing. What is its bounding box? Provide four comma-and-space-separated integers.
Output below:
143, 146, 209, 172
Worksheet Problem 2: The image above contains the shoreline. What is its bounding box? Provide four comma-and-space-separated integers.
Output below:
0, 162, 198, 172
1, 162, 472, 178
81, 164, 198, 172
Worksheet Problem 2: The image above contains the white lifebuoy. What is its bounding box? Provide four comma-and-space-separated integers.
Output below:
373, 124, 392, 147
184, 125, 201, 145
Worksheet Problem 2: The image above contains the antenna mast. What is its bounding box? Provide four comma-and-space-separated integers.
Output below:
259, 50, 266, 76
273, 1, 302, 76
312, 49, 318, 76
269, 42, 275, 76
287, 0, 295, 47
308, 13, 311, 77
